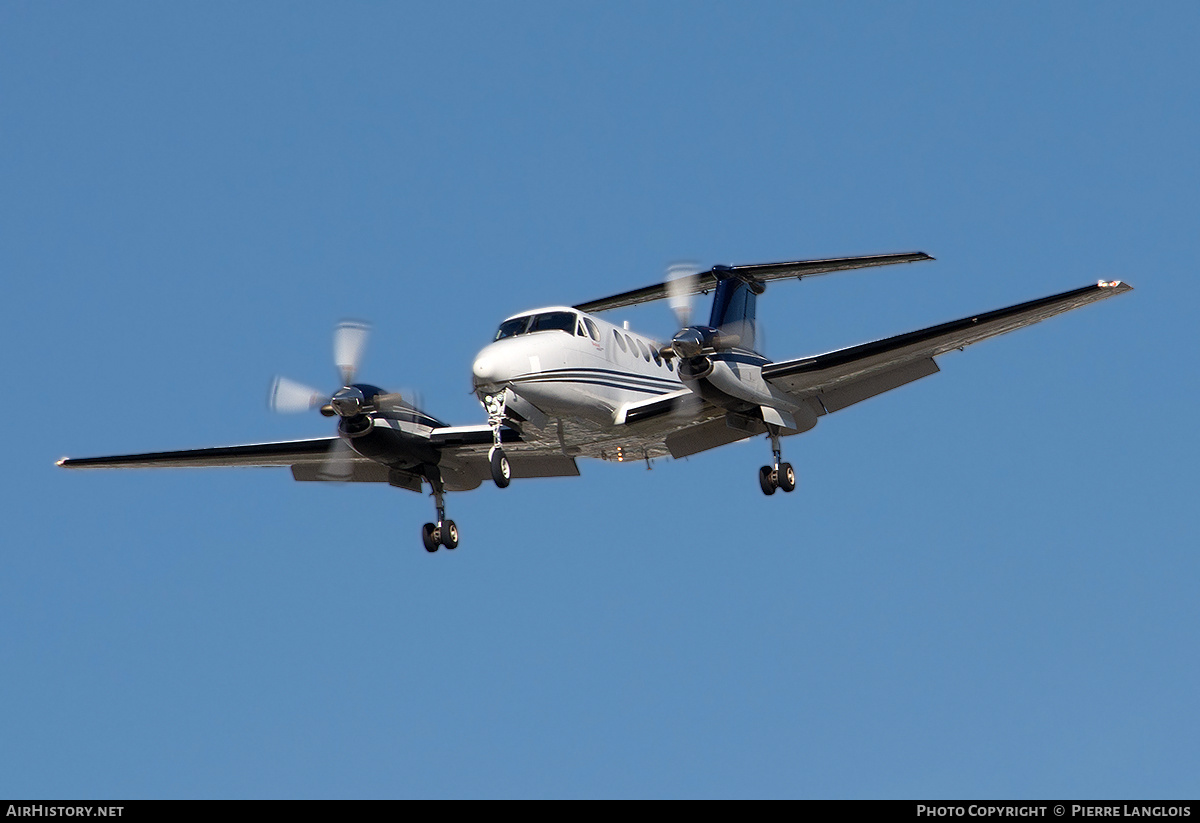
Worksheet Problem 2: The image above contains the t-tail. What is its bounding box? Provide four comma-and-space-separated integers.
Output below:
707, 264, 764, 352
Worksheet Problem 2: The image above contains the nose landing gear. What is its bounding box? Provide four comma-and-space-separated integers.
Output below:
489, 446, 511, 488
758, 427, 797, 496
484, 393, 511, 489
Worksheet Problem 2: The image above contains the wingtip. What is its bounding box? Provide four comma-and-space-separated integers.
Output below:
1098, 279, 1134, 293
56, 457, 70, 468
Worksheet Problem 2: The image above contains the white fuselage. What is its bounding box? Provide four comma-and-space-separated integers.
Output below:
472, 306, 684, 423
471, 305, 818, 438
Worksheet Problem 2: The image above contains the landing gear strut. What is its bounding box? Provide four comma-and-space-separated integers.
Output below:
758, 426, 796, 496
421, 468, 459, 552
484, 392, 511, 489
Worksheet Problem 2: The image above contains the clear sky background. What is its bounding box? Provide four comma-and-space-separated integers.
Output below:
2, 1, 1197, 799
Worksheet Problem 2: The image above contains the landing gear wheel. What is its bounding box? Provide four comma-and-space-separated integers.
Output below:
778, 462, 796, 493
490, 447, 511, 489
758, 465, 777, 496
422, 522, 440, 553
440, 520, 459, 549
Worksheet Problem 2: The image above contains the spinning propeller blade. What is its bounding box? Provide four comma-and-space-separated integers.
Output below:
334, 320, 370, 386
317, 437, 355, 482
666, 262, 701, 329
268, 377, 327, 413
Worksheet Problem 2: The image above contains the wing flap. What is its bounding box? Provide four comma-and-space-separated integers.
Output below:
815, 358, 940, 413
764, 280, 1132, 400
508, 454, 580, 478
292, 462, 421, 486
666, 416, 763, 459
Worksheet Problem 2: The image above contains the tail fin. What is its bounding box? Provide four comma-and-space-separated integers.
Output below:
707, 267, 761, 351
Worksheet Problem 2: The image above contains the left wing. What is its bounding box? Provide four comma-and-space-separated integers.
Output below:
763, 280, 1132, 412
575, 252, 933, 314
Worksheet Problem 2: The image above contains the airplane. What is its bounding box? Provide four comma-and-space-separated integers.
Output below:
57, 252, 1132, 552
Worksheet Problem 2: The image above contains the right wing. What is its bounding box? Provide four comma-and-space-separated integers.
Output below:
57, 437, 341, 470
763, 280, 1133, 413
56, 437, 424, 487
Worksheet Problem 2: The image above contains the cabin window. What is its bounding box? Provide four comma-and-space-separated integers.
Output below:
636, 339, 650, 361
584, 318, 600, 341
614, 330, 627, 352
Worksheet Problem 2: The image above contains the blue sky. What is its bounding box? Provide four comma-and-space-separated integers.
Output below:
3, 1, 1197, 799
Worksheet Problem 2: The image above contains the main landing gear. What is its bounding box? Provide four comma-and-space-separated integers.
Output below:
758, 427, 797, 496
421, 468, 459, 552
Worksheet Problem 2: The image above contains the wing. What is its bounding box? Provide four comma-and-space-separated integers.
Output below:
574, 252, 933, 314
55, 436, 416, 485
763, 280, 1133, 412
57, 437, 341, 469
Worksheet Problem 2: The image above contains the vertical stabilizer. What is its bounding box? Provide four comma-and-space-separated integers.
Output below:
707, 267, 761, 351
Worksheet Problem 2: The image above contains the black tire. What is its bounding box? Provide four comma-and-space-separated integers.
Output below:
490, 448, 511, 489
421, 522, 440, 553
758, 465, 777, 496
441, 520, 459, 550
778, 462, 796, 493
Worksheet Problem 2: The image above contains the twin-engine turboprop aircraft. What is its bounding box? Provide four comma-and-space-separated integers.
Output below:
58, 252, 1132, 552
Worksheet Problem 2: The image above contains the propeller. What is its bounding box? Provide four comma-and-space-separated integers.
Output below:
658, 262, 740, 362
268, 376, 326, 414
268, 320, 373, 415
267, 320, 376, 481
334, 320, 369, 386
666, 262, 701, 329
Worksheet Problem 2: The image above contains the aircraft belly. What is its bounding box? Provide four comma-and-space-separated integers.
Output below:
512, 380, 614, 424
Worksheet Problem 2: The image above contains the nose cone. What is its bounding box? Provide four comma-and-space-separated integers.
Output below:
472, 354, 496, 384
472, 344, 508, 392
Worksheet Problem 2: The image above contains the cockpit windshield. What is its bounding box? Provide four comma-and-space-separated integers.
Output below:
495, 316, 530, 340
495, 311, 578, 341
